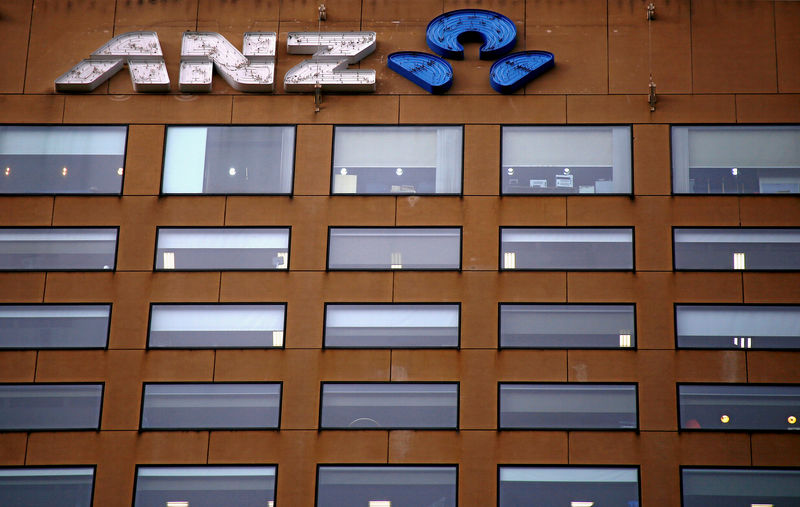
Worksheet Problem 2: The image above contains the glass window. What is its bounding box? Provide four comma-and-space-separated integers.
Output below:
0, 228, 117, 271
324, 303, 459, 348
332, 126, 462, 195
501, 228, 634, 270
162, 126, 295, 194
500, 304, 636, 348
0, 467, 95, 507
317, 465, 456, 507
140, 383, 281, 430
676, 304, 800, 350
682, 468, 800, 507
154, 228, 289, 271
0, 304, 110, 349
328, 227, 461, 270
678, 384, 800, 431
499, 466, 640, 507
148, 304, 286, 348
134, 466, 276, 507
673, 228, 800, 271
0, 384, 103, 431
500, 383, 638, 429
320, 383, 458, 429
0, 126, 126, 194
672, 125, 800, 194
502, 126, 632, 195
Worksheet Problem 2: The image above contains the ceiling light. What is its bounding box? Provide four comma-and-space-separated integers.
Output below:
61, 167, 68, 176
3, 167, 10, 176
117, 167, 124, 176
732, 167, 738, 176
507, 167, 514, 175
395, 167, 403, 176
720, 414, 730, 423
789, 415, 796, 424
229, 167, 237, 176
571, 502, 594, 507
340, 167, 347, 175
369, 501, 391, 507
166, 502, 189, 507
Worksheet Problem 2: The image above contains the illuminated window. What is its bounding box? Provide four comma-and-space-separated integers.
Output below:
332, 126, 462, 195
0, 304, 110, 349
316, 466, 456, 507
672, 126, 800, 194
502, 126, 632, 195
499, 466, 640, 507
500, 228, 634, 270
0, 384, 103, 431
134, 466, 276, 507
678, 384, 800, 431
682, 468, 800, 506
0, 467, 95, 506
0, 228, 117, 271
673, 228, 800, 271
327, 227, 461, 270
676, 304, 800, 350
162, 126, 295, 194
0, 126, 126, 194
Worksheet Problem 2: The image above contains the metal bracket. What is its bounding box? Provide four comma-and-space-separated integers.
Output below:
646, 3, 656, 21
319, 4, 327, 21
648, 78, 657, 112
314, 83, 322, 112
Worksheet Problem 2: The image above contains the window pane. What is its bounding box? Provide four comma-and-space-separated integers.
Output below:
676, 305, 800, 349
0, 384, 103, 430
501, 228, 633, 270
0, 467, 94, 507
134, 466, 276, 507
499, 467, 640, 507
682, 468, 800, 507
502, 126, 632, 194
0, 126, 126, 194
149, 304, 285, 348
317, 465, 456, 507
162, 126, 294, 194
679, 384, 800, 431
672, 125, 800, 194
155, 228, 289, 271
0, 304, 110, 349
332, 126, 462, 194
324, 304, 459, 348
500, 304, 635, 348
500, 384, 638, 429
673, 228, 800, 271
0, 228, 117, 271
320, 383, 458, 429
328, 227, 460, 270
140, 383, 281, 430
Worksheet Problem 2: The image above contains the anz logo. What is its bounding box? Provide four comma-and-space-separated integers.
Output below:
390, 9, 554, 94
54, 9, 552, 94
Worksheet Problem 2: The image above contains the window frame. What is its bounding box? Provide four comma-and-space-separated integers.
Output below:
499, 124, 634, 196
0, 124, 129, 196
0, 382, 105, 432
497, 382, 640, 431
138, 381, 283, 431
0, 226, 120, 272
153, 226, 291, 272
679, 465, 800, 507
0, 303, 111, 350
498, 302, 638, 350
330, 124, 465, 196
146, 302, 288, 350
323, 302, 461, 349
0, 465, 97, 507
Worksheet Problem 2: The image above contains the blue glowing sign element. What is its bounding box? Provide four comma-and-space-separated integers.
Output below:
426, 9, 517, 60
489, 51, 555, 94
387, 52, 454, 94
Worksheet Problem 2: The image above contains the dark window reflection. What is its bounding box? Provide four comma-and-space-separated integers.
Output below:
317, 466, 456, 507
679, 384, 800, 431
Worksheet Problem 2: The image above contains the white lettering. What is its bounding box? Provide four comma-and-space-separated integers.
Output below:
180, 32, 276, 92
284, 32, 376, 92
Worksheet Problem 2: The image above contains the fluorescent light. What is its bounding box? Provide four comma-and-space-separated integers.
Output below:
619, 333, 632, 347
166, 502, 189, 507
391, 252, 402, 269
272, 330, 284, 347
369, 501, 391, 507
162, 252, 175, 270
751, 504, 773, 507
733, 252, 745, 270
571, 502, 594, 507
504, 252, 516, 269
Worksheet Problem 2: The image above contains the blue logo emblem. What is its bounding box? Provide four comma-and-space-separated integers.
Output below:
388, 9, 554, 94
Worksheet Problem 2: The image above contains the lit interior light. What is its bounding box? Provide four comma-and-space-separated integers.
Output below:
3, 167, 10, 176
369, 501, 391, 507
390, 252, 402, 269
229, 167, 237, 176
619, 333, 632, 347
732, 167, 739, 176
340, 167, 347, 175
789, 415, 797, 425
163, 252, 176, 270
720, 414, 730, 423
733, 252, 745, 270
61, 167, 68, 176
563, 167, 570, 174
751, 504, 774, 507
166, 502, 189, 507
272, 330, 284, 347
503, 252, 516, 269
395, 167, 403, 176
117, 167, 124, 176
507, 167, 514, 175
571, 502, 595, 507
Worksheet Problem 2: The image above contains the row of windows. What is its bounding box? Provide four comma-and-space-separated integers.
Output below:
1, 227, 799, 271
2, 465, 799, 507
1, 382, 798, 432
2, 303, 798, 350
1, 125, 798, 196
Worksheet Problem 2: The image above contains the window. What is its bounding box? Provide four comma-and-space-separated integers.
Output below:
148, 304, 286, 348
140, 383, 281, 430
672, 125, 800, 194
0, 384, 103, 431
0, 126, 126, 194
332, 126, 462, 195
162, 126, 295, 194
0, 304, 110, 349
673, 228, 800, 271
0, 228, 117, 271
327, 227, 461, 270
499, 383, 638, 429
501, 228, 634, 270
316, 465, 456, 507
320, 383, 458, 429
681, 468, 800, 506
500, 304, 636, 348
134, 466, 276, 507
154, 227, 289, 271
502, 126, 632, 194
498, 466, 640, 507
0, 467, 95, 507
324, 303, 459, 348
676, 304, 800, 350
678, 384, 800, 431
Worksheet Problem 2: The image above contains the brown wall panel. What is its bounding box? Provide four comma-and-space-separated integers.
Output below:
775, 1, 800, 92
0, 95, 64, 124
567, 94, 737, 124
0, 434, 27, 465
63, 95, 233, 124
400, 95, 566, 124
740, 196, 800, 226
0, 351, 36, 382
123, 125, 165, 196
633, 124, 671, 196
366, 22, 443, 95
752, 434, 800, 466
0, 273, 45, 302
0, 197, 54, 225
747, 352, 800, 383
0, 1, 33, 93
363, 0, 443, 22
233, 94, 400, 123
736, 94, 800, 123
463, 125, 500, 196
743, 273, 800, 303
294, 125, 333, 196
